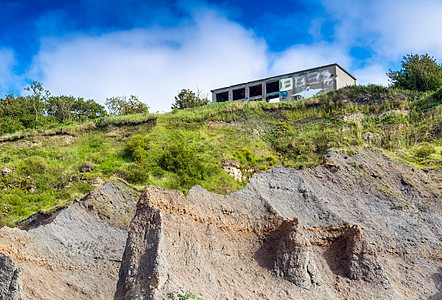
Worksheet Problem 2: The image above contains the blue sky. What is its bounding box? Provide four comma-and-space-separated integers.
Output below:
1, 0, 442, 112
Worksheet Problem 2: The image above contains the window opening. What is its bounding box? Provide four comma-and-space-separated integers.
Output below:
266, 80, 279, 94
249, 84, 262, 97
232, 87, 245, 101
216, 91, 229, 102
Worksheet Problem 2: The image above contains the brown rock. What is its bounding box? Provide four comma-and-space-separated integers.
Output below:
79, 162, 95, 173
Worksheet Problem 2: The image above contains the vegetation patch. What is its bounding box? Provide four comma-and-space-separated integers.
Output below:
0, 84, 441, 226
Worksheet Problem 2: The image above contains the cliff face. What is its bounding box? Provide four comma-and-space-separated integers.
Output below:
0, 149, 440, 300
115, 149, 442, 300
0, 180, 140, 300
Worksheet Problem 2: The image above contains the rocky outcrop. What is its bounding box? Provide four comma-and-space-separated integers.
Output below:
221, 158, 244, 182
0, 180, 140, 300
273, 219, 323, 289
0, 253, 24, 300
116, 149, 441, 300
342, 225, 387, 284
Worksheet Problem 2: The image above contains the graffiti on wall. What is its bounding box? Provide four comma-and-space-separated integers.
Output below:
280, 78, 293, 91
292, 69, 334, 99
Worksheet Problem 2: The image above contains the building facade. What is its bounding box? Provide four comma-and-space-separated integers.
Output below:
211, 63, 356, 103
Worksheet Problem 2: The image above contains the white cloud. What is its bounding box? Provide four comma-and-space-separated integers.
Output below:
29, 9, 269, 112
353, 64, 389, 86
372, 0, 442, 58
319, 0, 442, 59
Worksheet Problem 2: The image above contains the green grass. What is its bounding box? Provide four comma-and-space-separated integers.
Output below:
0, 85, 441, 226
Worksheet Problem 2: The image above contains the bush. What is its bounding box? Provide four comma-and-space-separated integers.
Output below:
105, 95, 149, 116
159, 144, 206, 179
265, 155, 276, 166
19, 157, 47, 175
124, 134, 150, 162
118, 163, 150, 184
171, 89, 209, 110
234, 148, 255, 164
414, 142, 436, 158
382, 114, 407, 124
433, 86, 442, 100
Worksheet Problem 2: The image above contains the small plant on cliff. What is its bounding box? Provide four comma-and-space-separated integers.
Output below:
414, 142, 436, 158
169, 290, 203, 300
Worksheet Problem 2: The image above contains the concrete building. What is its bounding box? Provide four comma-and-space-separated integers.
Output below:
211, 63, 356, 103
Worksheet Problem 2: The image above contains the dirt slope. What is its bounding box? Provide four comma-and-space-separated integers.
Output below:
116, 149, 442, 300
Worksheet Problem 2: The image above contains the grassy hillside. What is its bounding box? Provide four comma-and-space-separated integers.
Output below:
0, 85, 441, 226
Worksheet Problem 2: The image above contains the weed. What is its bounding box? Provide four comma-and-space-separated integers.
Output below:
169, 290, 203, 300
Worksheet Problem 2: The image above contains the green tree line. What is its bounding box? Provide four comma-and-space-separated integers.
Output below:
0, 82, 153, 135
0, 82, 107, 134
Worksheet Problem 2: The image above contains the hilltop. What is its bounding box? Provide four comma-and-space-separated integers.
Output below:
0, 85, 441, 226
0, 84, 441, 299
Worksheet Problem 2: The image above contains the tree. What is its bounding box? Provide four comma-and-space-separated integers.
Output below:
47, 96, 107, 123
171, 89, 209, 110
0, 82, 107, 134
387, 54, 442, 92
25, 81, 51, 128
105, 95, 149, 116
0, 94, 33, 133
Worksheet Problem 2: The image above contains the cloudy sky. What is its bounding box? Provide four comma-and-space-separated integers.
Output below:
1, 0, 442, 112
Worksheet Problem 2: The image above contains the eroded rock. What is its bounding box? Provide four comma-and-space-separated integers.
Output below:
0, 253, 25, 300
274, 219, 323, 289
0, 180, 140, 300
343, 225, 388, 284
221, 158, 244, 182
116, 150, 441, 299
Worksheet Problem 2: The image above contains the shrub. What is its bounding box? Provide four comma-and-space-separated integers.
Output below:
434, 86, 442, 100
150, 165, 165, 177
159, 144, 207, 180
118, 163, 150, 184
124, 134, 150, 162
105, 95, 149, 116
414, 142, 436, 158
265, 155, 276, 166
19, 157, 47, 175
171, 89, 209, 110
234, 148, 255, 164
382, 114, 407, 124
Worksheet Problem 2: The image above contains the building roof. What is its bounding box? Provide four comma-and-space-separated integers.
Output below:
211, 63, 356, 93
